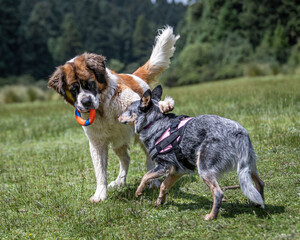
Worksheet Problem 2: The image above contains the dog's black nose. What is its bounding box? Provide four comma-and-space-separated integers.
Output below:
82, 96, 92, 107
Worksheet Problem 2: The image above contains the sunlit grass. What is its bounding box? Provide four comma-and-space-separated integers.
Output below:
0, 75, 299, 239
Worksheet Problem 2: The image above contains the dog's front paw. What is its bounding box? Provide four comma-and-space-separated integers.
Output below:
135, 190, 143, 198
159, 96, 174, 113
148, 179, 161, 189
90, 185, 107, 203
204, 213, 216, 221
108, 179, 125, 188
90, 195, 105, 203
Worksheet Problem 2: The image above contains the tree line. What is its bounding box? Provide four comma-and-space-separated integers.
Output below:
0, 0, 186, 82
1, 0, 299, 87
163, 0, 300, 86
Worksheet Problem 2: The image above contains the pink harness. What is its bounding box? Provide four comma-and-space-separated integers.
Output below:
155, 117, 193, 154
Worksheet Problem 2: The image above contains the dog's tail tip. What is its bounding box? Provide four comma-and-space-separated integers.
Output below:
150, 25, 180, 67
133, 25, 179, 84
238, 168, 265, 207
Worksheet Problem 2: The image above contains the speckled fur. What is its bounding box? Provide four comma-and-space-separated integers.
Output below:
119, 86, 265, 220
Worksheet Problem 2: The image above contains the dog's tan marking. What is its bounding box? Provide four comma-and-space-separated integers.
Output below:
65, 89, 75, 104
62, 63, 77, 85
155, 174, 182, 207
135, 170, 165, 197
133, 61, 163, 84
74, 55, 90, 80
118, 113, 137, 124
141, 91, 151, 107
197, 152, 201, 169
202, 178, 224, 220
119, 74, 144, 96
251, 173, 265, 200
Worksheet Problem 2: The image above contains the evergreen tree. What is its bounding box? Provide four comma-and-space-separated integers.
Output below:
0, 0, 187, 81
49, 13, 83, 64
0, 0, 21, 76
22, 1, 58, 79
164, 0, 300, 86
132, 15, 154, 63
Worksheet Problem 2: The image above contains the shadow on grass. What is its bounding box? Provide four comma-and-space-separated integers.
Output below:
109, 177, 285, 219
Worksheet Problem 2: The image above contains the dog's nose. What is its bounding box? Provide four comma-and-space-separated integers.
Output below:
82, 96, 92, 107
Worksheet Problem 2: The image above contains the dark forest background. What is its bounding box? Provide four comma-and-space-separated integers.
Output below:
0, 0, 299, 89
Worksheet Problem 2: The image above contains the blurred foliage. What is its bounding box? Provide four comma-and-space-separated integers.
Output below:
0, 85, 51, 104
0, 0, 186, 83
1, 0, 299, 88
163, 0, 300, 86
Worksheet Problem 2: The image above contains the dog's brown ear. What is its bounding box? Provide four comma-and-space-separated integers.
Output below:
48, 67, 66, 96
85, 53, 107, 84
48, 67, 74, 105
140, 89, 152, 111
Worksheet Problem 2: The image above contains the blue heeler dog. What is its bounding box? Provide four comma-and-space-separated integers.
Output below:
118, 85, 265, 220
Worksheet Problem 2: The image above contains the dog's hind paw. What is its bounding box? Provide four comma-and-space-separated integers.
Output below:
204, 214, 216, 221
154, 198, 165, 207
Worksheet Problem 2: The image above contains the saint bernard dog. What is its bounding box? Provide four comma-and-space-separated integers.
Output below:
48, 26, 179, 203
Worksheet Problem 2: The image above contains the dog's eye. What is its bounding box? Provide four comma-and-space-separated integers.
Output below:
70, 83, 79, 94
88, 80, 96, 89
80, 81, 87, 88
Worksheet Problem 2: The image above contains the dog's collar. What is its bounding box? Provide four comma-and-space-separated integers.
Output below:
143, 122, 153, 130
141, 116, 163, 131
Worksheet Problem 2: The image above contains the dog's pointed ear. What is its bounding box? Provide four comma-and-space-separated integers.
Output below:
152, 85, 163, 101
85, 53, 107, 84
140, 89, 152, 111
48, 67, 74, 105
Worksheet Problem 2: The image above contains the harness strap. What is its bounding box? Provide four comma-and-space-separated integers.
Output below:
149, 116, 192, 159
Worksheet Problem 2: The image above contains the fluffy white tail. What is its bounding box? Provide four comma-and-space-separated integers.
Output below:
133, 26, 180, 84
237, 137, 265, 208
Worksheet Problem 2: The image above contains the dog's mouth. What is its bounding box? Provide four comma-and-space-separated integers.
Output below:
118, 115, 136, 125
75, 104, 94, 113
75, 98, 100, 113
118, 116, 128, 124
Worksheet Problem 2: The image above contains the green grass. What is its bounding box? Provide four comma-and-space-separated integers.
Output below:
0, 75, 299, 239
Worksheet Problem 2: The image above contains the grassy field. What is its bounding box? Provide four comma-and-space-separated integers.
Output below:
0, 75, 299, 239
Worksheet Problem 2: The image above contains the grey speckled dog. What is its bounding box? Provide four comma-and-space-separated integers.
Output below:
118, 85, 265, 220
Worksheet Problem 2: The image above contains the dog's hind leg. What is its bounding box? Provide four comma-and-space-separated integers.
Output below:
201, 176, 224, 220
197, 147, 224, 220
135, 165, 167, 197
154, 173, 182, 207
109, 144, 130, 188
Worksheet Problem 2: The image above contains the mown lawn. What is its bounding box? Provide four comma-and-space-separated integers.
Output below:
0, 75, 299, 239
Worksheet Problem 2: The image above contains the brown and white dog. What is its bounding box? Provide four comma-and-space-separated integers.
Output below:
48, 26, 179, 203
